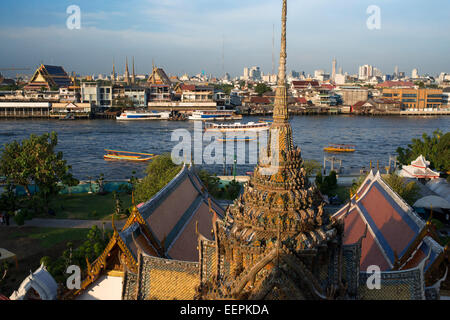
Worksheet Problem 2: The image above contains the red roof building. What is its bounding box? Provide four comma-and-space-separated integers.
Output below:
291, 80, 320, 90
376, 81, 415, 89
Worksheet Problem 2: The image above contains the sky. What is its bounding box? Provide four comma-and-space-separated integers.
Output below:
1, 0, 450, 78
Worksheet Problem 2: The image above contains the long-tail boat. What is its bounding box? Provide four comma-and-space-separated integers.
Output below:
103, 149, 156, 162
323, 144, 356, 153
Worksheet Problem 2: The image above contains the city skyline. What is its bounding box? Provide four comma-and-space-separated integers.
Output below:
1, 0, 450, 77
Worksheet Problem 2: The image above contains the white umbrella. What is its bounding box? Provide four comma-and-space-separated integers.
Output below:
413, 195, 450, 209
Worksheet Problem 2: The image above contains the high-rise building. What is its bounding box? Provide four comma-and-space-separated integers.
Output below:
249, 66, 261, 80
358, 64, 374, 80
412, 68, 419, 79
394, 65, 399, 78
243, 67, 249, 80
332, 58, 337, 80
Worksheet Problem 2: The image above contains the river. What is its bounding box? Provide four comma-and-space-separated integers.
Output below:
0, 115, 448, 180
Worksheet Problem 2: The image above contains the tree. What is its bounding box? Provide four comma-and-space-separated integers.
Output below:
383, 173, 420, 206
254, 83, 272, 96
396, 130, 449, 172
112, 191, 124, 217
214, 84, 234, 95
303, 159, 322, 177
134, 154, 182, 204
0, 132, 75, 212
112, 96, 134, 110
315, 171, 338, 195
197, 169, 221, 198
350, 173, 368, 196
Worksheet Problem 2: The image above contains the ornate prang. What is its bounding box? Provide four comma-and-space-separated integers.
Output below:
196, 0, 346, 300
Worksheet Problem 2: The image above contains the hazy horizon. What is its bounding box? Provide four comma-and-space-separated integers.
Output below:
1, 0, 450, 78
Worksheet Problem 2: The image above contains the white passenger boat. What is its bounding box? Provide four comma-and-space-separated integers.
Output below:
188, 110, 242, 121
116, 110, 171, 120
205, 121, 270, 133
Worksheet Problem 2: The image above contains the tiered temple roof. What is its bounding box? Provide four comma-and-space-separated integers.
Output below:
24, 64, 72, 91
147, 65, 171, 86
399, 155, 440, 180
72, 165, 224, 299
333, 171, 448, 289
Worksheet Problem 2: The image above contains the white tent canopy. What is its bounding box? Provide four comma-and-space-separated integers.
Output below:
413, 195, 450, 209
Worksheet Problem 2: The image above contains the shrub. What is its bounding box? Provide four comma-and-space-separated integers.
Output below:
13, 211, 25, 226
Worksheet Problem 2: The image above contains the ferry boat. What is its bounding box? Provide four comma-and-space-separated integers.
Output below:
323, 144, 356, 153
188, 110, 242, 121
205, 121, 270, 133
103, 149, 156, 162
116, 110, 171, 120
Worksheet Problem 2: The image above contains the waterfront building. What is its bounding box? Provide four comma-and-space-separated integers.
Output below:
382, 88, 443, 109
24, 64, 72, 91
0, 101, 52, 118
442, 87, 450, 106
148, 84, 171, 102
59, 87, 80, 103
50, 102, 92, 118
123, 86, 148, 108
69, 165, 224, 300
340, 87, 369, 106
81, 82, 113, 108
351, 98, 401, 114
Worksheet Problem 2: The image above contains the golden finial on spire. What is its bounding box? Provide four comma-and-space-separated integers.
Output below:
272, 0, 288, 124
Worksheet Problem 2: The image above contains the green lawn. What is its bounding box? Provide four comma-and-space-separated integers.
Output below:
11, 227, 90, 249
47, 192, 132, 220
327, 186, 350, 202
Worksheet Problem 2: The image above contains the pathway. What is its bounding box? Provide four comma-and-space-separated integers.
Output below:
8, 218, 126, 230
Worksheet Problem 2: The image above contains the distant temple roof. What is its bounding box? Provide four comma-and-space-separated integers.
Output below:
333, 171, 445, 279
399, 155, 440, 180
24, 64, 72, 90
147, 66, 171, 86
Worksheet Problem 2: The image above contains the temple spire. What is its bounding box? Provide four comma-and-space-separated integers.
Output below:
125, 57, 130, 85
112, 58, 116, 83
272, 0, 289, 123
132, 56, 136, 85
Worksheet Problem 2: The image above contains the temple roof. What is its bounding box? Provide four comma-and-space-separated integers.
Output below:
25, 64, 72, 90
10, 264, 58, 300
136, 165, 224, 261
72, 164, 224, 299
123, 252, 200, 300
333, 171, 444, 273
399, 155, 440, 179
